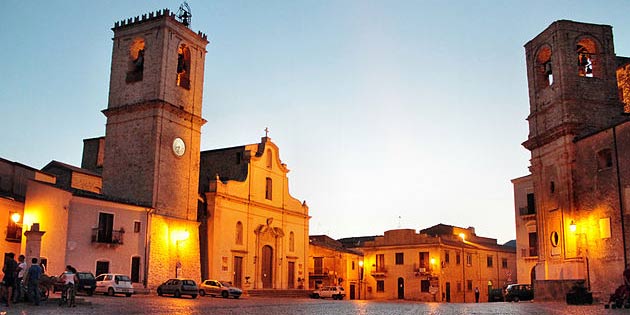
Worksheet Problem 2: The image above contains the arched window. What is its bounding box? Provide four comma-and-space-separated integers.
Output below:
535, 45, 553, 88
236, 221, 243, 245
289, 231, 295, 252
176, 44, 191, 89
577, 37, 598, 78
266, 150, 273, 169
265, 177, 272, 200
126, 38, 145, 83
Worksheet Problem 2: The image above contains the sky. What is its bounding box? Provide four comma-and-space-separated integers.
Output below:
1, 1, 629, 244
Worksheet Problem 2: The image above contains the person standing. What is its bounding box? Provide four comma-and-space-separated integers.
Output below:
13, 255, 26, 303
2, 253, 18, 307
24, 258, 42, 306
474, 287, 480, 303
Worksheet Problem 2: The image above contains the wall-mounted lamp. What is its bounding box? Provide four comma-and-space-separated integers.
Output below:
459, 233, 466, 241
569, 220, 577, 232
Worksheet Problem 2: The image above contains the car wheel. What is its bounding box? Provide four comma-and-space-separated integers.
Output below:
312, 293, 319, 299
174, 290, 181, 298
222, 291, 229, 298
234, 295, 240, 299
157, 288, 163, 296
513, 296, 520, 302
125, 293, 132, 297
199, 290, 205, 296
108, 287, 115, 296
191, 294, 197, 299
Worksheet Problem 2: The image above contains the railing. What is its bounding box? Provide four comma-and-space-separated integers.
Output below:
91, 228, 124, 245
519, 207, 536, 216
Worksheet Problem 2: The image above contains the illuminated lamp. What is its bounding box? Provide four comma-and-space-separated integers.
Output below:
569, 220, 577, 232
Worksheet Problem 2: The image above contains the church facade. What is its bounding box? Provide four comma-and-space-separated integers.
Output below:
517, 20, 630, 301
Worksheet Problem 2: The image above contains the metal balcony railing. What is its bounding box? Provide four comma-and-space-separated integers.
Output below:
91, 228, 124, 245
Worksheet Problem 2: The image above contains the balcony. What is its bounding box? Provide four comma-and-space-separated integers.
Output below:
370, 267, 387, 277
91, 228, 124, 245
519, 207, 536, 217
5, 225, 22, 243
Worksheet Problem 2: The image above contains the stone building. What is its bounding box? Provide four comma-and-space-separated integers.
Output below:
511, 175, 537, 285
518, 20, 630, 301
308, 235, 363, 298
198, 137, 310, 290
351, 225, 516, 302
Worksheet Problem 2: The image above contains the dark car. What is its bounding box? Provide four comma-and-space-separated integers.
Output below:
157, 278, 198, 299
53, 271, 96, 296
488, 288, 504, 302
505, 284, 534, 302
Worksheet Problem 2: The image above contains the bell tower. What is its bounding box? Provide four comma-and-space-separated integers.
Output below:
101, 8, 208, 287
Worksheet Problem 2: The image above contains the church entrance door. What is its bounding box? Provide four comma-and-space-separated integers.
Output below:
262, 245, 273, 288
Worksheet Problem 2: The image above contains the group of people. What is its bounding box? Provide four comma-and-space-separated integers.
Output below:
1, 253, 45, 307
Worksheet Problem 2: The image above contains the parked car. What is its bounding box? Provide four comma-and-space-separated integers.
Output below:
488, 288, 505, 302
311, 286, 345, 300
53, 271, 96, 296
94, 273, 134, 297
505, 284, 534, 302
198, 280, 242, 298
157, 278, 198, 299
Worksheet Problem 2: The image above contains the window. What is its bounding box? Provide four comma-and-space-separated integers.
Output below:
314, 257, 323, 274
134, 221, 141, 233
420, 280, 430, 292
395, 253, 404, 265
376, 280, 385, 292
265, 177, 272, 200
466, 254, 472, 266
352, 261, 355, 270
95, 260, 109, 277
526, 193, 536, 215
131, 256, 141, 283
535, 45, 553, 88
176, 44, 191, 89
467, 280, 473, 291
456, 252, 461, 265
289, 231, 295, 252
502, 258, 508, 269
550, 181, 555, 194
577, 38, 597, 78
419, 252, 429, 269
376, 254, 385, 272
266, 150, 273, 168
598, 149, 613, 170
235, 152, 242, 164
487, 255, 493, 268
95, 212, 114, 243
445, 251, 450, 264
126, 38, 145, 83
236, 221, 243, 245
529, 232, 538, 256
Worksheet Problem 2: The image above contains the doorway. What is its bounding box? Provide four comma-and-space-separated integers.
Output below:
262, 245, 273, 288
288, 261, 295, 289
397, 277, 405, 299
233, 256, 243, 288
350, 284, 356, 299
446, 282, 451, 302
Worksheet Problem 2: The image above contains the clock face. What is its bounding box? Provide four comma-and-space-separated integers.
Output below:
172, 138, 186, 157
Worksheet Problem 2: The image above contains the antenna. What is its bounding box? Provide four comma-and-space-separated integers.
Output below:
177, 2, 192, 27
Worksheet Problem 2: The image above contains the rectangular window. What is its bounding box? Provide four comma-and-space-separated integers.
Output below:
134, 221, 141, 233
466, 254, 472, 266
96, 212, 114, 243
526, 193, 536, 214
314, 257, 323, 274
467, 280, 473, 291
419, 252, 429, 269
502, 258, 508, 269
376, 254, 385, 272
528, 232, 538, 256
395, 253, 404, 265
376, 280, 385, 292
445, 251, 450, 264
420, 280, 430, 292
265, 177, 272, 200
456, 252, 461, 265
487, 255, 493, 268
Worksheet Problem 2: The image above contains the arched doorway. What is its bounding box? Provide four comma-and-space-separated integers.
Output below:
262, 245, 273, 288
530, 267, 536, 289
397, 277, 405, 299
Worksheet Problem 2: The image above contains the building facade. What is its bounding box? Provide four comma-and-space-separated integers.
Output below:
511, 175, 537, 285
308, 235, 363, 298
519, 20, 630, 300
198, 137, 310, 290
355, 226, 516, 302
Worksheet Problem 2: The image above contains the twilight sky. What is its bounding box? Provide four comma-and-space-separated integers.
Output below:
1, 1, 629, 244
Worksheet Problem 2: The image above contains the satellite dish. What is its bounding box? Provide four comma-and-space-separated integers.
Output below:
177, 2, 192, 27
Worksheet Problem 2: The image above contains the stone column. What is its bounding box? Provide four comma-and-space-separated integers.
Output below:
23, 223, 46, 268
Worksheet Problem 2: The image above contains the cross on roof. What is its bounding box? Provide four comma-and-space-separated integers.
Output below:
264, 127, 269, 137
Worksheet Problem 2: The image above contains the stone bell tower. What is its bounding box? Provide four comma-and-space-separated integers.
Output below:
101, 8, 208, 287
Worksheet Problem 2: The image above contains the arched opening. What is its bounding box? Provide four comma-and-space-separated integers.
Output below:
266, 150, 273, 168
577, 37, 598, 78
176, 44, 191, 89
235, 221, 243, 245
535, 45, 553, 88
289, 231, 295, 252
262, 245, 273, 288
126, 38, 145, 83
397, 277, 405, 299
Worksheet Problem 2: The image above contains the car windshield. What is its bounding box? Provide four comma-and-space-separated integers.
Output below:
183, 280, 196, 286
220, 282, 232, 287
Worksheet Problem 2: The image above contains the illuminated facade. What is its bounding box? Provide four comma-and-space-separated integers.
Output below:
308, 235, 363, 298
198, 137, 310, 290
511, 175, 537, 285
352, 226, 516, 302
519, 20, 630, 300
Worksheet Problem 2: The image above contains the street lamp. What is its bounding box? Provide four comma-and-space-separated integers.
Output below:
358, 260, 364, 300
459, 233, 466, 303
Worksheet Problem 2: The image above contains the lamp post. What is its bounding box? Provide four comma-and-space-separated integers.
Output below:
459, 233, 466, 303
358, 260, 364, 300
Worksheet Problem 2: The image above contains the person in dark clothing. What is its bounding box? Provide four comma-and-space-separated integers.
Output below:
474, 287, 480, 303
24, 258, 42, 306
2, 252, 18, 307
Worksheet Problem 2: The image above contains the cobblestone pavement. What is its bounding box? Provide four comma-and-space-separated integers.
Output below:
0, 294, 619, 315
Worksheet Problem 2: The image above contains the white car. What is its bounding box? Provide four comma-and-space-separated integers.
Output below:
95, 273, 134, 297
311, 286, 345, 300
